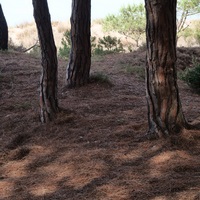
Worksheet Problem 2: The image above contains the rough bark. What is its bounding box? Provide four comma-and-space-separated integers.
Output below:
145, 0, 188, 138
67, 0, 91, 87
0, 4, 8, 50
33, 0, 59, 123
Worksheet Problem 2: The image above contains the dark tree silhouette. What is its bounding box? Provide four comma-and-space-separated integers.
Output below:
33, 0, 59, 123
67, 0, 91, 87
0, 4, 8, 50
145, 0, 189, 138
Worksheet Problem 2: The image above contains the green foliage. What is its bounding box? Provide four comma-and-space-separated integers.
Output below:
181, 27, 193, 38
91, 36, 101, 55
58, 29, 71, 60
29, 45, 41, 57
177, 0, 200, 38
124, 65, 145, 79
102, 3, 145, 47
93, 45, 105, 56
92, 35, 125, 56
91, 36, 97, 50
193, 21, 200, 45
14, 102, 32, 111
180, 59, 200, 92
180, 20, 200, 46
194, 31, 200, 45
89, 72, 112, 86
59, 31, 124, 59
97, 35, 124, 53
101, 0, 199, 46
178, 0, 200, 16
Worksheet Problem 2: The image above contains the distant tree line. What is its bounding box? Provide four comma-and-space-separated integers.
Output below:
102, 0, 200, 48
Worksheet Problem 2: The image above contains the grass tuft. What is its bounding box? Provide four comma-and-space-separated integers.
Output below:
89, 72, 113, 86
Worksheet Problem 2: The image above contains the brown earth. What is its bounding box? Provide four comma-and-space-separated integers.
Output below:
0, 47, 200, 200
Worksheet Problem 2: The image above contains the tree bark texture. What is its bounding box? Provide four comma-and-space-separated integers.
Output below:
33, 0, 59, 123
0, 4, 8, 50
67, 0, 91, 87
145, 0, 188, 137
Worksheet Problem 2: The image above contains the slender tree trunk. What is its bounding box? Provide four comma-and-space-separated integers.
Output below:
145, 0, 188, 138
0, 4, 8, 50
33, 0, 59, 123
67, 0, 91, 87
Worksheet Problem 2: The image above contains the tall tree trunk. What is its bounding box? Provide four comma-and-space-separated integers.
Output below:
67, 0, 91, 87
0, 4, 8, 50
33, 0, 59, 123
145, 0, 188, 138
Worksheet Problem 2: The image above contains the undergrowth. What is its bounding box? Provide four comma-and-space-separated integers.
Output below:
180, 58, 200, 93
89, 72, 113, 86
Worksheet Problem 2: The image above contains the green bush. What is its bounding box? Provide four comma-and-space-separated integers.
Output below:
125, 65, 145, 79
181, 60, 200, 92
89, 72, 113, 86
91, 36, 97, 54
97, 35, 124, 54
180, 20, 200, 46
29, 45, 41, 57
102, 3, 145, 47
93, 45, 105, 56
59, 30, 98, 59
58, 29, 71, 60
193, 21, 200, 46
59, 30, 125, 59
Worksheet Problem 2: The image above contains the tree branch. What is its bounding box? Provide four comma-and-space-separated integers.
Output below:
23, 40, 39, 53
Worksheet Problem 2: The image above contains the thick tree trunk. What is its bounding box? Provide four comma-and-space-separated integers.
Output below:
67, 0, 91, 87
145, 0, 188, 138
0, 4, 8, 50
33, 0, 59, 123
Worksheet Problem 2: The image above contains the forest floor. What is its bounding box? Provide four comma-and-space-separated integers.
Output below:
0, 47, 200, 200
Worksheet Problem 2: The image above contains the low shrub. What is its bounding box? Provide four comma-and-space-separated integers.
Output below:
97, 35, 124, 53
58, 30, 125, 59
58, 29, 71, 60
29, 45, 41, 57
89, 72, 113, 86
180, 59, 200, 93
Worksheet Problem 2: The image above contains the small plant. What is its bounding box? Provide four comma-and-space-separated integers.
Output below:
91, 36, 98, 55
193, 21, 200, 46
14, 102, 32, 110
180, 20, 200, 46
89, 72, 113, 86
180, 59, 200, 93
58, 29, 71, 60
59, 31, 100, 59
59, 31, 125, 59
93, 44, 105, 56
29, 45, 41, 57
125, 65, 145, 79
97, 35, 124, 53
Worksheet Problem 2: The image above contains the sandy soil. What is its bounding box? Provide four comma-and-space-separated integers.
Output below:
0, 48, 200, 200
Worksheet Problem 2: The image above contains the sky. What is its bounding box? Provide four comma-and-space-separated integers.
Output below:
0, 0, 143, 27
